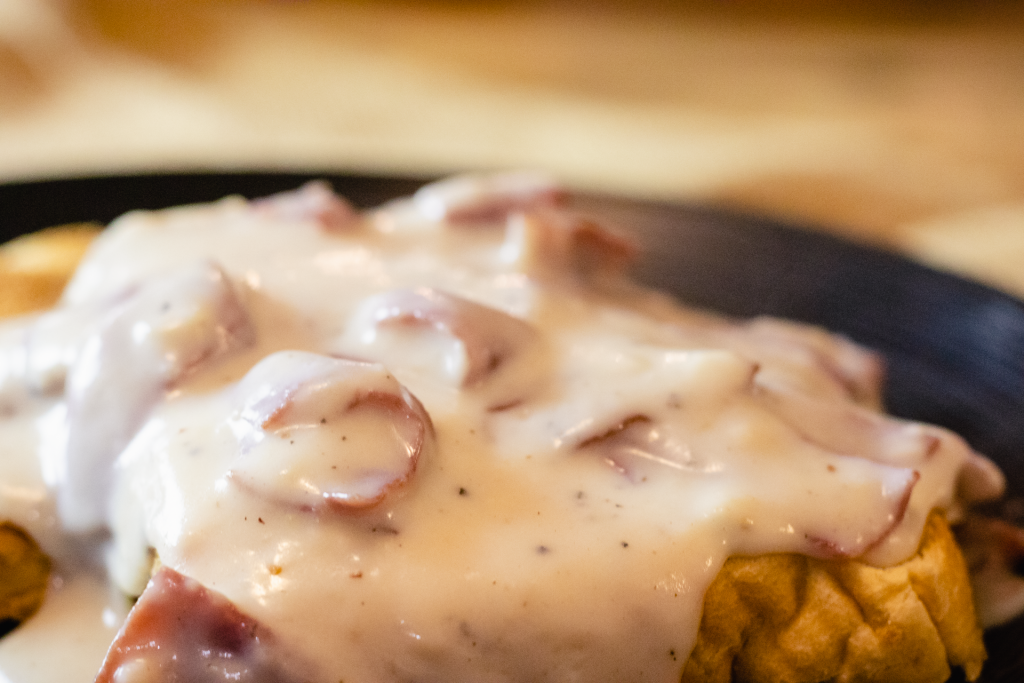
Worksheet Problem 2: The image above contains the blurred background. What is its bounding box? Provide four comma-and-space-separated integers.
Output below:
2, 0, 1023, 294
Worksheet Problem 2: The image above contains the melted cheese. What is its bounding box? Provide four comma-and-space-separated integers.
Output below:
0, 174, 1005, 682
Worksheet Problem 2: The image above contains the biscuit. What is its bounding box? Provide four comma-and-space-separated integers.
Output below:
685, 511, 985, 683
0, 522, 50, 635
0, 223, 99, 316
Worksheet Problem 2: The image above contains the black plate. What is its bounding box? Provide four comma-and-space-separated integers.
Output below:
2, 171, 1022, 682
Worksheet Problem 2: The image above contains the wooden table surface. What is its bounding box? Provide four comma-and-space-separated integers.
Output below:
2, 0, 1023, 295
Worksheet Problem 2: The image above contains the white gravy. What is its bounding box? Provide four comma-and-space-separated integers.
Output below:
0, 174, 1005, 682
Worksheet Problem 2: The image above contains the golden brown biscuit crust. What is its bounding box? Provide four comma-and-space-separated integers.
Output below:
0, 223, 100, 317
683, 511, 985, 683
0, 522, 50, 630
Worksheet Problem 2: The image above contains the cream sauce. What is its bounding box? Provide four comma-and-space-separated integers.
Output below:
0, 573, 123, 682
0, 174, 1005, 682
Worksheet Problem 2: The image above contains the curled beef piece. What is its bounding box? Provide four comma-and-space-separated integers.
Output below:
956, 515, 1024, 628
412, 171, 565, 224
578, 413, 921, 559
346, 288, 539, 388
502, 209, 636, 278
576, 414, 708, 482
759, 385, 945, 469
96, 567, 306, 683
252, 180, 358, 233
60, 261, 255, 531
741, 317, 885, 407
228, 351, 432, 513
563, 347, 922, 560
956, 452, 1006, 505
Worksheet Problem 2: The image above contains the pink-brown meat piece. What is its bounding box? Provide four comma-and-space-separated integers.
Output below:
95, 567, 307, 683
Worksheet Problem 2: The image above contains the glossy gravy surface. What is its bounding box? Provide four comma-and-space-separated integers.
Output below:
0, 176, 1003, 682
